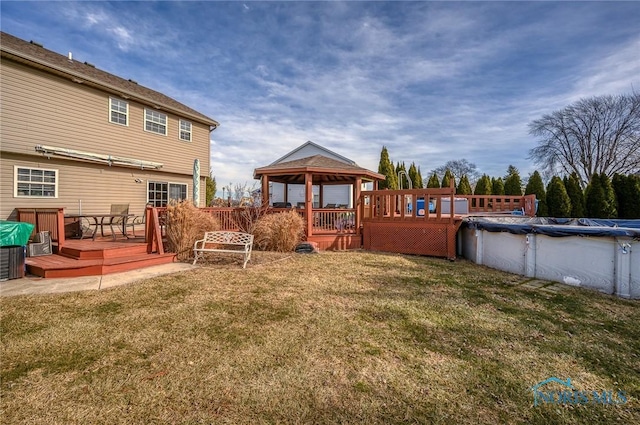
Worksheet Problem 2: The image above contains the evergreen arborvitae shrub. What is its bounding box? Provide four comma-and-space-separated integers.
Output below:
504, 166, 523, 196
613, 174, 640, 219
474, 174, 492, 195
525, 171, 547, 216
546, 176, 571, 217
253, 210, 305, 252
416, 166, 424, 188
586, 173, 617, 218
441, 169, 455, 189
457, 175, 472, 195
408, 163, 422, 189
396, 162, 409, 189
600, 173, 618, 218
564, 172, 585, 217
585, 174, 604, 218
377, 146, 397, 190
491, 177, 505, 195
427, 173, 440, 188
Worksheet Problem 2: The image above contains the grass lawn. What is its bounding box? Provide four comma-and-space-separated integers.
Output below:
1, 251, 638, 424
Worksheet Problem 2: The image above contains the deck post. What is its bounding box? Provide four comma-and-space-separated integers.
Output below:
56, 208, 66, 249
449, 179, 455, 224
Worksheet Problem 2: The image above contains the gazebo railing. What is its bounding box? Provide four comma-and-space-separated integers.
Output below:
310, 209, 356, 234
200, 206, 357, 234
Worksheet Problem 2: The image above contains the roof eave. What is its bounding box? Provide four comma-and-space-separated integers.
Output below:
254, 166, 384, 181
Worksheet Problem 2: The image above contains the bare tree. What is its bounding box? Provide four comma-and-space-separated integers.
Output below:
430, 159, 480, 184
529, 93, 640, 188
230, 182, 258, 206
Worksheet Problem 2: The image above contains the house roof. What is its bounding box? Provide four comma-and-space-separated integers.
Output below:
254, 154, 384, 184
270, 141, 355, 166
0, 31, 219, 127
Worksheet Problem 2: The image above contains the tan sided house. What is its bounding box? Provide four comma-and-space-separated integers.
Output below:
0, 31, 219, 221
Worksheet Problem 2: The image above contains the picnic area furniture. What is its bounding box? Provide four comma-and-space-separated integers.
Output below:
64, 204, 133, 241
192, 231, 254, 268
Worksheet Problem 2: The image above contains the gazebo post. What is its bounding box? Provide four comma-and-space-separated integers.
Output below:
305, 172, 313, 237
284, 183, 289, 206
261, 176, 270, 208
354, 177, 362, 234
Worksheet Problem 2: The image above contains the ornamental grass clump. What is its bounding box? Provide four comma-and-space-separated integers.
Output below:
165, 200, 220, 261
253, 210, 304, 252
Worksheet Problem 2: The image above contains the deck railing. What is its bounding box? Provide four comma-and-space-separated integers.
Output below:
310, 209, 356, 233
360, 189, 537, 221
460, 194, 537, 216
360, 187, 458, 223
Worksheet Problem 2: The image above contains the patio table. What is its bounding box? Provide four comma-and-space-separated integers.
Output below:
64, 213, 134, 241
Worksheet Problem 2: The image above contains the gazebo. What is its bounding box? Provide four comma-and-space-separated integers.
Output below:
254, 154, 384, 250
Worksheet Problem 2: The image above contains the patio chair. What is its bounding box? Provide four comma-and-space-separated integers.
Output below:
108, 204, 130, 238
79, 216, 98, 239
324, 203, 337, 208
124, 203, 151, 238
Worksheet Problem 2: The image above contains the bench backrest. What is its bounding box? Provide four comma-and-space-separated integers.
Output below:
203, 231, 253, 245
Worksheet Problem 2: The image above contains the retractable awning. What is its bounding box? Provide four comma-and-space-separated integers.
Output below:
35, 145, 163, 169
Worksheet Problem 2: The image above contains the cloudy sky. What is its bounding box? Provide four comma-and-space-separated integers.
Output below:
2, 1, 639, 191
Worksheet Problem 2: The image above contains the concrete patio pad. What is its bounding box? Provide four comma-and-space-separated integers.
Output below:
0, 262, 196, 297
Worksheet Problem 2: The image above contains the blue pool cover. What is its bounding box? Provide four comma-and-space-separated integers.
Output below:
463, 217, 640, 238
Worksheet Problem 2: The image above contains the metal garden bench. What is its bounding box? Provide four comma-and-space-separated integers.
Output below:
192, 231, 254, 268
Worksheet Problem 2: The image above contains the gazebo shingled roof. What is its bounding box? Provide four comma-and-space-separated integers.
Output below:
253, 155, 384, 184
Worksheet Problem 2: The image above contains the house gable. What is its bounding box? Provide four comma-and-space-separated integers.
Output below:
270, 141, 355, 166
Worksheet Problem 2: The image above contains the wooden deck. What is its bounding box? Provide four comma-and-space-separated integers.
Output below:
26, 237, 176, 279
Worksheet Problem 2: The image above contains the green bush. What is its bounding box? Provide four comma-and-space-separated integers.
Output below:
546, 176, 571, 217
456, 175, 472, 195
564, 173, 585, 217
613, 174, 640, 219
491, 177, 505, 195
585, 173, 617, 218
474, 174, 492, 195
253, 210, 305, 252
525, 171, 547, 216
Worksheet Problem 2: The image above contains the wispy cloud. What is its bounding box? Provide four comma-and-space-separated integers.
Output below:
2, 1, 638, 187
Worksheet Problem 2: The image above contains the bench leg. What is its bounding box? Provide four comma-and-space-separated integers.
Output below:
242, 249, 252, 268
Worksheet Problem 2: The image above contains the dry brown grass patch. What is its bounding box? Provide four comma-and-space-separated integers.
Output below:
1, 252, 638, 424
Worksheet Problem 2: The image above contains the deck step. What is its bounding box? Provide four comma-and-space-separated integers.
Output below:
26, 253, 176, 279
58, 243, 147, 260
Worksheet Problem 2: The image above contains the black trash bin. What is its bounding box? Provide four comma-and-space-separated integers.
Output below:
0, 246, 26, 281
0, 220, 35, 281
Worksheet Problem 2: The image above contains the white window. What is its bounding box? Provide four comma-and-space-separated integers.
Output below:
109, 97, 128, 125
14, 166, 58, 198
179, 119, 192, 142
144, 109, 167, 135
148, 181, 187, 207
